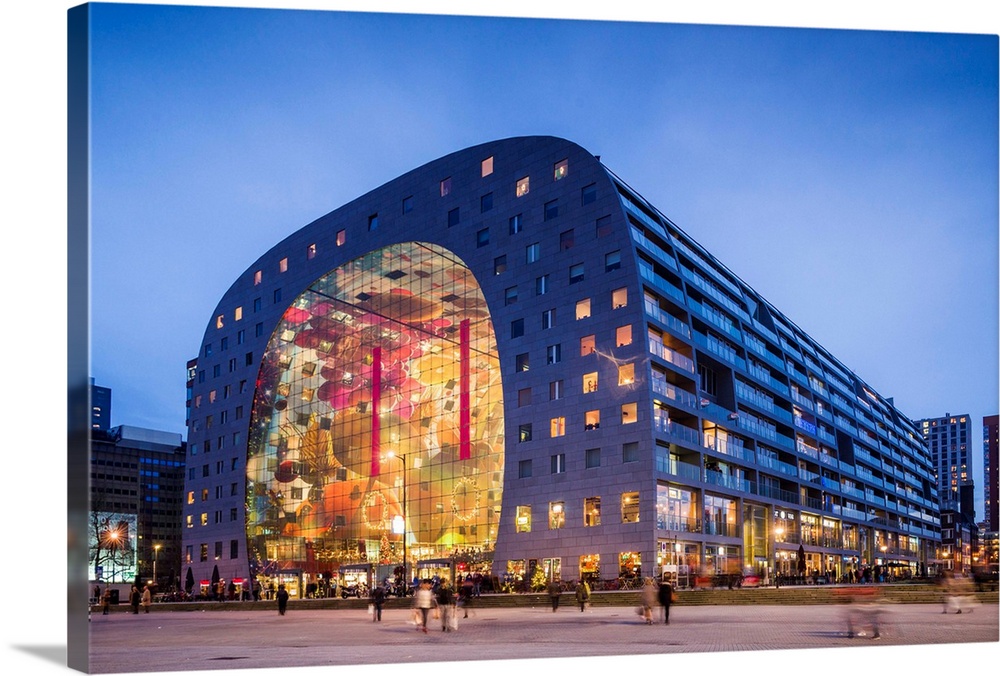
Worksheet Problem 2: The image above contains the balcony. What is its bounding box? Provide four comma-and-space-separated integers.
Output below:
630, 227, 677, 271
704, 433, 756, 464
652, 409, 701, 446
648, 339, 696, 374
638, 264, 685, 304
651, 379, 699, 409
704, 469, 749, 492
644, 299, 691, 339
655, 514, 701, 533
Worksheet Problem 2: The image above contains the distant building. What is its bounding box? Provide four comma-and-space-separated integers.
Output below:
982, 414, 999, 572
184, 136, 941, 598
90, 423, 186, 590
90, 378, 112, 432
917, 414, 973, 505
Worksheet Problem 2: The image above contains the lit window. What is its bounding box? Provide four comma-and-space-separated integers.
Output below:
440, 177, 452, 197
216, 315, 224, 329
336, 230, 346, 246
585, 409, 600, 430
279, 257, 288, 273
186, 515, 193, 529
235, 306, 243, 321
201, 513, 208, 526
621, 402, 637, 424
482, 156, 494, 177
516, 176, 529, 197
516, 505, 532, 531
621, 492, 640, 523
209, 389, 217, 403
550, 417, 566, 438
585, 497, 601, 526
187, 491, 195, 505
612, 287, 628, 308
576, 299, 591, 320
554, 159, 568, 180
616, 325, 632, 347
519, 423, 532, 442
580, 335, 595, 356
584, 372, 598, 393
307, 243, 316, 259
618, 363, 635, 386
254, 270, 262, 285
549, 501, 566, 529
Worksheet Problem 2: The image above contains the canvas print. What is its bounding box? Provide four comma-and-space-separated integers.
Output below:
62, 2, 998, 676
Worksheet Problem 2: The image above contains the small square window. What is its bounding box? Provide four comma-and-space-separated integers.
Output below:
560, 229, 575, 250
482, 156, 494, 177
516, 504, 532, 530
576, 299, 591, 320
549, 380, 564, 401
580, 335, 596, 357
596, 215, 612, 238
623, 441, 639, 463
253, 270, 262, 285
544, 200, 559, 221
516, 353, 530, 372
612, 287, 628, 308
605, 250, 621, 272
527, 243, 541, 264
542, 309, 555, 330
481, 192, 493, 213
402, 195, 414, 213
582, 183, 597, 205
621, 491, 640, 523
440, 177, 452, 197
368, 214, 379, 231
549, 501, 566, 529
509, 214, 523, 234
511, 318, 525, 339
569, 263, 584, 284
518, 423, 533, 443
546, 344, 561, 364
584, 371, 598, 393
616, 325, 633, 347
518, 388, 532, 407
307, 243, 316, 259
585, 448, 601, 469
585, 496, 601, 526
585, 409, 600, 430
516, 176, 529, 197
448, 208, 460, 227
550, 418, 566, 438
279, 257, 288, 273
554, 159, 568, 181
477, 228, 490, 247
505, 286, 518, 305
336, 229, 346, 246
494, 255, 507, 275
621, 402, 637, 423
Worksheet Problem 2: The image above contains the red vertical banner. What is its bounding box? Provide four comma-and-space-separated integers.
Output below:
460, 319, 471, 460
371, 346, 381, 476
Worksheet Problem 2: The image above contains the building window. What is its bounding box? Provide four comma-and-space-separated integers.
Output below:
582, 183, 597, 205
516, 353, 530, 372
477, 228, 490, 247
509, 213, 523, 234
495, 255, 507, 275
621, 402, 638, 424
481, 192, 493, 212
526, 243, 541, 264
616, 325, 632, 347
596, 215, 612, 237
586, 409, 601, 430
253, 270, 262, 285
585, 497, 601, 526
546, 344, 561, 364
518, 388, 532, 407
581, 335, 596, 356
230, 507, 238, 521
200, 543, 208, 561
584, 372, 598, 393
234, 306, 243, 322
402, 195, 413, 213
511, 318, 525, 338
187, 491, 195, 504
605, 250, 621, 272
516, 176, 529, 197
576, 298, 591, 320
560, 229, 575, 250
336, 229, 346, 246
440, 177, 452, 197
541, 309, 555, 330
518, 459, 532, 479
623, 442, 639, 463
549, 501, 566, 529
228, 358, 236, 373
619, 364, 635, 386
255, 322, 264, 338
368, 213, 379, 231
307, 243, 316, 259
215, 541, 223, 559
621, 492, 640, 523
201, 513, 208, 526
253, 297, 262, 313
482, 156, 494, 176
585, 448, 601, 469
612, 287, 627, 308
544, 200, 559, 220
245, 351, 254, 366
569, 263, 584, 284
519, 423, 533, 443
536, 275, 550, 295
279, 257, 288, 273
236, 329, 245, 345
230, 540, 239, 559
551, 453, 566, 473
220, 337, 229, 351
505, 286, 518, 305
549, 380, 564, 400
273, 288, 282, 304
448, 207, 460, 227
550, 418, 566, 438
554, 158, 568, 180
699, 364, 717, 397
516, 505, 532, 531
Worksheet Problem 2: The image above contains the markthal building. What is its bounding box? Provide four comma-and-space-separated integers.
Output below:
182, 136, 941, 599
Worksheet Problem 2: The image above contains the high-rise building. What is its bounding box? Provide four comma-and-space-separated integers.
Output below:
183, 136, 941, 598
917, 414, 973, 507
90, 378, 112, 432
90, 424, 187, 590
985, 415, 998, 533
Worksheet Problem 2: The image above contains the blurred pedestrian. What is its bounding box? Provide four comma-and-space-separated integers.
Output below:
574, 579, 591, 612
459, 577, 474, 618
657, 579, 674, 624
640, 577, 657, 624
414, 580, 435, 633
129, 586, 141, 614
370, 584, 386, 622
141, 585, 152, 613
101, 588, 112, 615
547, 580, 562, 612
276, 583, 289, 616
436, 580, 456, 631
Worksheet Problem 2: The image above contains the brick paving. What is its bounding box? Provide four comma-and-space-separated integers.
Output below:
86, 599, 998, 674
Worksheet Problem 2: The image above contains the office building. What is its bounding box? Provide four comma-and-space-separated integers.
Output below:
91, 377, 112, 432
182, 136, 940, 597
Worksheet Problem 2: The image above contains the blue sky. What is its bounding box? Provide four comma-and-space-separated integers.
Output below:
2, 2, 997, 676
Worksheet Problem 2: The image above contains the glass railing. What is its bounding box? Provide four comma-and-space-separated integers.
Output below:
652, 409, 701, 446
630, 227, 677, 271
655, 514, 701, 533
644, 299, 691, 338
819, 453, 838, 468
638, 264, 686, 304
795, 440, 819, 460
790, 388, 814, 411
648, 339, 696, 373
704, 434, 756, 464
680, 266, 750, 322
704, 469, 749, 492
651, 379, 698, 409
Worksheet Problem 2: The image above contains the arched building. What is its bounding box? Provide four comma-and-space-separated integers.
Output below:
182, 136, 940, 598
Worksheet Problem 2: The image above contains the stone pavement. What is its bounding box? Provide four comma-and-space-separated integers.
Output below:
87, 600, 998, 674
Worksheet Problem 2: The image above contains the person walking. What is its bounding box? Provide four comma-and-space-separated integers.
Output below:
276, 583, 289, 616
414, 580, 435, 633
657, 579, 674, 624
459, 576, 474, 618
547, 580, 562, 612
141, 585, 152, 614
640, 577, 657, 624
574, 579, 591, 612
101, 588, 112, 615
370, 584, 386, 622
436, 580, 456, 631
129, 586, 141, 615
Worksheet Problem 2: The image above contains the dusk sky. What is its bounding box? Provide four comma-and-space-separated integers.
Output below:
3, 2, 997, 676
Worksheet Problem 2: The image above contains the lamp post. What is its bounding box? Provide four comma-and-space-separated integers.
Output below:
153, 544, 161, 588
387, 451, 408, 594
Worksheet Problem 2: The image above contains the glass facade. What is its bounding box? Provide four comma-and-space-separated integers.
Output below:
245, 241, 504, 582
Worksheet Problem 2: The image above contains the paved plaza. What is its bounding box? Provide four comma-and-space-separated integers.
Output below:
85, 600, 998, 675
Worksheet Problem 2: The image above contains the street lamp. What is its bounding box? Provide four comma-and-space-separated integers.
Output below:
153, 544, 161, 588
386, 451, 409, 593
